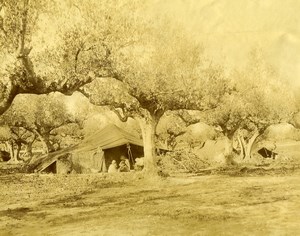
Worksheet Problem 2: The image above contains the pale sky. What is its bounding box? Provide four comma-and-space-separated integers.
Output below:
150, 0, 300, 88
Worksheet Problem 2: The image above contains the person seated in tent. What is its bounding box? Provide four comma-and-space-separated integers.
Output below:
108, 160, 118, 173
118, 156, 130, 172
134, 157, 144, 171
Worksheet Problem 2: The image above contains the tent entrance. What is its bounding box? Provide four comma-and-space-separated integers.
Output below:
257, 147, 278, 159
42, 161, 56, 173
104, 144, 144, 170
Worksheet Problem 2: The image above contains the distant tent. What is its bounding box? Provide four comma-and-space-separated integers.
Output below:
33, 124, 147, 173
255, 140, 278, 159
257, 147, 278, 159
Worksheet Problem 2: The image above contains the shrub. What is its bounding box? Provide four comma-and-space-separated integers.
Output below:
158, 150, 211, 173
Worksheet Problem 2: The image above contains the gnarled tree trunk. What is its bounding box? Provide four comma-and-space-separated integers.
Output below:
237, 135, 245, 159
25, 142, 33, 158
237, 130, 260, 160
244, 131, 260, 159
5, 141, 18, 163
15, 142, 22, 161
137, 114, 159, 175
35, 132, 54, 154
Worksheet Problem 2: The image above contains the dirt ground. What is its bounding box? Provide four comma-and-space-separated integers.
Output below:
0, 169, 300, 236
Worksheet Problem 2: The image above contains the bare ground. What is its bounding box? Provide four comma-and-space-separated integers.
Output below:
0, 170, 300, 236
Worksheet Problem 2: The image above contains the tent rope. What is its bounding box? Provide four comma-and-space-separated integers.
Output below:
127, 143, 134, 166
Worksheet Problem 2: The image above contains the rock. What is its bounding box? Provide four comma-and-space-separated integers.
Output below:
293, 112, 300, 129
263, 123, 300, 141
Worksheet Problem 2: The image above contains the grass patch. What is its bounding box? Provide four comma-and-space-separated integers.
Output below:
0, 207, 32, 220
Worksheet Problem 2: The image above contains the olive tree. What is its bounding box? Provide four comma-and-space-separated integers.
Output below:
0, 0, 136, 115
78, 18, 228, 173
204, 49, 297, 161
0, 93, 83, 158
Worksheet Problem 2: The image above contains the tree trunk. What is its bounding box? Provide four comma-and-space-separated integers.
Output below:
25, 142, 33, 158
35, 132, 54, 154
137, 115, 159, 175
237, 135, 245, 159
244, 131, 260, 159
15, 142, 22, 161
224, 137, 233, 157
6, 141, 17, 163
42, 135, 55, 153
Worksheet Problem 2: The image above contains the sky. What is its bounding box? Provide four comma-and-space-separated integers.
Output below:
149, 0, 300, 88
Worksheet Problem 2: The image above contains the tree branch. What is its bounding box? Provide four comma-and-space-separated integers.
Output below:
74, 43, 95, 73
110, 107, 129, 122
74, 48, 81, 73
17, 0, 30, 57
175, 110, 201, 126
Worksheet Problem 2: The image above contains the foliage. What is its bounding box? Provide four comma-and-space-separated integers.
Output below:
0, 93, 84, 156
0, 0, 138, 115
77, 12, 229, 173
1, 0, 297, 172
156, 112, 188, 149
196, 48, 298, 160
0, 0, 229, 172
213, 49, 295, 134
0, 126, 11, 142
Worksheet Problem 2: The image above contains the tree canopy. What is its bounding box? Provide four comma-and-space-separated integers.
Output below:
76, 14, 229, 172
0, 0, 141, 115
201, 49, 297, 160
0, 0, 299, 172
0, 93, 84, 161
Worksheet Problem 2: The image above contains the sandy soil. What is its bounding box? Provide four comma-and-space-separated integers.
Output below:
0, 170, 300, 236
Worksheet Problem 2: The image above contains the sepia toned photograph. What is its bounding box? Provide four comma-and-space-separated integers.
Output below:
0, 0, 300, 235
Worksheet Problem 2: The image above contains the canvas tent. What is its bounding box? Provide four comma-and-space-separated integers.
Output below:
33, 124, 145, 173
253, 140, 277, 159
257, 147, 278, 159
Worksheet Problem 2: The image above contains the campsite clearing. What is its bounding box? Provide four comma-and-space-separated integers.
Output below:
0, 170, 300, 236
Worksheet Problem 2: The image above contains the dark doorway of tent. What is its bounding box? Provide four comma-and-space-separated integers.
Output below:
257, 147, 278, 159
104, 144, 144, 170
41, 154, 73, 174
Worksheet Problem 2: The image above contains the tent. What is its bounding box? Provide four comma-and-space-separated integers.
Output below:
257, 147, 278, 159
33, 124, 145, 173
254, 140, 278, 159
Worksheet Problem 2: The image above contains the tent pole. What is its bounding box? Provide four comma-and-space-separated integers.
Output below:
127, 143, 134, 168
